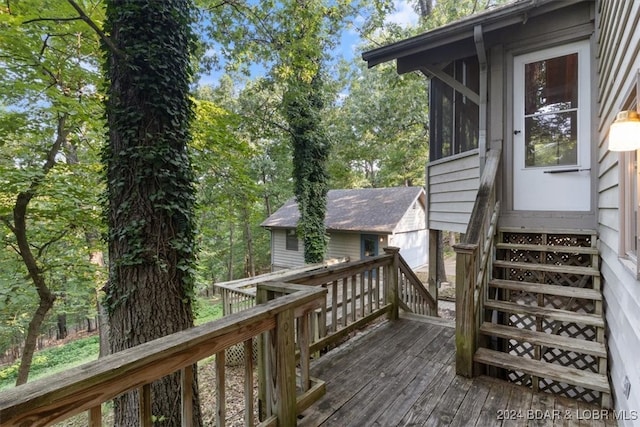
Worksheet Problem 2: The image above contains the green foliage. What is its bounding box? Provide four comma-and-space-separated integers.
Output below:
285, 74, 331, 263
0, 335, 100, 390
193, 300, 223, 325
327, 60, 429, 188
0, 298, 221, 390
0, 0, 106, 381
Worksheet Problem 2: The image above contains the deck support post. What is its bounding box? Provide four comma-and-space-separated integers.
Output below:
428, 229, 440, 312
454, 243, 478, 378
384, 247, 400, 320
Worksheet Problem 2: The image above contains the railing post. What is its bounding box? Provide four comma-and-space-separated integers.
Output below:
384, 247, 400, 320
256, 287, 269, 421
453, 243, 478, 378
272, 308, 297, 426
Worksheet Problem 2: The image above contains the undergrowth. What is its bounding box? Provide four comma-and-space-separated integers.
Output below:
0, 299, 223, 390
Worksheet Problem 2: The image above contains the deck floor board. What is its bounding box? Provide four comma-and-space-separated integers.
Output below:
299, 318, 617, 427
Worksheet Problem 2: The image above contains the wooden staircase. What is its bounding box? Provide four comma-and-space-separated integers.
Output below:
474, 228, 611, 407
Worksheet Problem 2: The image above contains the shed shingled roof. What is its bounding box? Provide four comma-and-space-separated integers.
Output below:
260, 187, 425, 234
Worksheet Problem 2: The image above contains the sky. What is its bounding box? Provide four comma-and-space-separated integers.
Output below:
197, 0, 419, 87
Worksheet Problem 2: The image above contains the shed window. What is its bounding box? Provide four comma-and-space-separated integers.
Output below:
286, 229, 298, 251
430, 56, 480, 161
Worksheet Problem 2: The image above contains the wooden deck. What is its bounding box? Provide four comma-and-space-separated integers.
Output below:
298, 317, 617, 427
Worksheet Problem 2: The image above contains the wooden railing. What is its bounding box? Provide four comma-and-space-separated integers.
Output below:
453, 147, 501, 377
0, 282, 326, 427
253, 247, 437, 354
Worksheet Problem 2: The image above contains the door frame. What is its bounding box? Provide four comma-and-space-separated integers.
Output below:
512, 39, 591, 212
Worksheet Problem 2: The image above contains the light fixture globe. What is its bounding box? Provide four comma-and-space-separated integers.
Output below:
609, 110, 640, 151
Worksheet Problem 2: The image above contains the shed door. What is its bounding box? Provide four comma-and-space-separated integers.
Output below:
513, 41, 591, 211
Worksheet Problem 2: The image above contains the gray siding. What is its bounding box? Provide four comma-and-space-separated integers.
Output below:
597, 0, 640, 421
326, 232, 364, 261
271, 229, 304, 270
427, 150, 480, 233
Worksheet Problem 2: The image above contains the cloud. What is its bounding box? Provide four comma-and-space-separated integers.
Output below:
386, 0, 419, 27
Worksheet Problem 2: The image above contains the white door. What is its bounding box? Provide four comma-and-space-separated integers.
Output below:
513, 41, 591, 211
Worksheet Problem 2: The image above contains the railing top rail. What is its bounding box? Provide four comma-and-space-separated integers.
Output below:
460, 147, 502, 246
214, 259, 350, 291
282, 254, 393, 285
0, 283, 326, 425
397, 256, 437, 308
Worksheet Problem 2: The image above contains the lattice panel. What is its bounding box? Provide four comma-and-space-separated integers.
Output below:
495, 231, 603, 405
538, 378, 600, 403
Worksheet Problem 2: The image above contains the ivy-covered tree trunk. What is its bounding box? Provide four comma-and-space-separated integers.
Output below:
102, 1, 201, 425
284, 73, 330, 263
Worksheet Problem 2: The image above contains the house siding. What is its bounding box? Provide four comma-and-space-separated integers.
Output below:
427, 150, 479, 233
597, 0, 640, 422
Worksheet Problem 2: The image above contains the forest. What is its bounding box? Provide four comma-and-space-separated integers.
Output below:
0, 0, 501, 402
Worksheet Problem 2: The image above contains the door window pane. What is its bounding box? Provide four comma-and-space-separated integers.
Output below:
525, 53, 578, 115
524, 53, 578, 168
525, 111, 577, 167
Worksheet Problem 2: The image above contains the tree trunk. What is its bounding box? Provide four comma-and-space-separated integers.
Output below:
56, 314, 68, 340
11, 116, 67, 385
228, 220, 234, 281
16, 295, 55, 385
242, 204, 255, 277
417, 0, 433, 18
103, 1, 201, 425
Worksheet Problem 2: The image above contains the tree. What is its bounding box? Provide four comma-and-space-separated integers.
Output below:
285, 72, 331, 262
200, 0, 388, 263
0, 0, 104, 385
327, 60, 429, 188
101, 0, 201, 424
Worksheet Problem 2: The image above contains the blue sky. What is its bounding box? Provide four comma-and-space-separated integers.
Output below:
197, 0, 419, 87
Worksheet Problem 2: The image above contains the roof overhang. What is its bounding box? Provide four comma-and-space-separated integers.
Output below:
362, 0, 587, 71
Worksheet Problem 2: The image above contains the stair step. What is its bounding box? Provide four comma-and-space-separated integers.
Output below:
499, 227, 597, 237
484, 300, 604, 328
489, 279, 602, 301
474, 348, 610, 393
479, 323, 607, 358
493, 260, 599, 277
495, 242, 598, 255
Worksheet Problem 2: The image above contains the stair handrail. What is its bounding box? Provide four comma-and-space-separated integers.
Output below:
397, 253, 437, 315
453, 147, 501, 378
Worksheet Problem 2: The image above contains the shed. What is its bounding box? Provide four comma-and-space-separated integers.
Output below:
261, 187, 427, 270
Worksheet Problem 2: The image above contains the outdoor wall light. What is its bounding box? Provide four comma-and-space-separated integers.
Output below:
609, 110, 640, 151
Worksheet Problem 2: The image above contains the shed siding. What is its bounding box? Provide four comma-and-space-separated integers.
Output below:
326, 232, 364, 261
271, 229, 304, 270
389, 230, 427, 269
395, 198, 427, 233
597, 0, 640, 421
427, 151, 480, 233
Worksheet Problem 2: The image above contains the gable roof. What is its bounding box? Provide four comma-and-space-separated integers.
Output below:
362, 0, 585, 70
261, 187, 425, 234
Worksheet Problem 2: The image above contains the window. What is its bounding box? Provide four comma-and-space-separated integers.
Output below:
430, 56, 480, 161
285, 229, 298, 251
